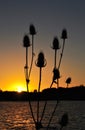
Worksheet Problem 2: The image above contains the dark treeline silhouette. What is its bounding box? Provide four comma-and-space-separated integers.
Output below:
0, 86, 85, 101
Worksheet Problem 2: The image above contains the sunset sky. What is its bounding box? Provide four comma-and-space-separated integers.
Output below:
0, 0, 85, 92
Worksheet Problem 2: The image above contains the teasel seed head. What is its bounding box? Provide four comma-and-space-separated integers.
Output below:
23, 35, 30, 47
52, 37, 60, 50
59, 113, 68, 128
53, 68, 60, 81
35, 52, 47, 68
29, 24, 36, 35
61, 29, 67, 39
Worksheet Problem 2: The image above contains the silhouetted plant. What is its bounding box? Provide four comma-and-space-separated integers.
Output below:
35, 52, 46, 68
23, 35, 30, 84
29, 24, 36, 35
23, 25, 69, 130
50, 37, 60, 89
23, 34, 36, 125
53, 68, 60, 82
23, 35, 30, 47
29, 24, 36, 78
66, 77, 71, 88
46, 29, 68, 129
61, 29, 67, 39
35, 52, 47, 93
35, 52, 47, 128
59, 113, 68, 130
52, 37, 60, 68
58, 29, 67, 69
52, 68, 60, 87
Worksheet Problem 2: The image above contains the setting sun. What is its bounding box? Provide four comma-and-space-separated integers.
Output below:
9, 82, 27, 92
16, 85, 27, 92
17, 87, 23, 92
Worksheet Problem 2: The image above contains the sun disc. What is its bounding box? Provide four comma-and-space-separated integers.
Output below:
17, 87, 22, 92
16, 84, 26, 92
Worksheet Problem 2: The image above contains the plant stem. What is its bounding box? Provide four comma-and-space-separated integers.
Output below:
47, 101, 59, 130
26, 47, 28, 67
57, 78, 59, 88
29, 35, 34, 78
58, 39, 65, 69
26, 81, 36, 124
54, 50, 57, 68
25, 46, 36, 125
37, 67, 42, 123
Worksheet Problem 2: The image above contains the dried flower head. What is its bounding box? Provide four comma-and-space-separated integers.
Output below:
66, 77, 71, 84
53, 68, 60, 80
61, 29, 67, 39
29, 24, 36, 35
35, 52, 46, 67
59, 113, 68, 128
52, 37, 60, 50
23, 35, 30, 47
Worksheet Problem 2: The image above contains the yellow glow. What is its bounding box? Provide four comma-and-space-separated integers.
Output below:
17, 86, 23, 92
11, 82, 35, 92
17, 85, 26, 92
9, 82, 27, 92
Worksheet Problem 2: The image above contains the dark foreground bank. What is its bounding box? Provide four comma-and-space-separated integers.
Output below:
0, 86, 85, 101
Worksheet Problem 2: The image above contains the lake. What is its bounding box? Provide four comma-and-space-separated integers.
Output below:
0, 101, 85, 130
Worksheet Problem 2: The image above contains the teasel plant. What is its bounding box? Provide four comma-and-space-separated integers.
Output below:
40, 37, 61, 129
66, 77, 72, 88
29, 24, 36, 78
23, 35, 30, 87
58, 29, 67, 69
23, 35, 36, 125
47, 30, 68, 129
23, 26, 68, 130
35, 52, 47, 129
59, 113, 68, 130
50, 37, 60, 88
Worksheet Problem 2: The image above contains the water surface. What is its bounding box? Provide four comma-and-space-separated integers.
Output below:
0, 101, 85, 130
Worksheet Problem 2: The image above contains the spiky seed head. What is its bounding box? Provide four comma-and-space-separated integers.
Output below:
53, 68, 60, 80
23, 35, 30, 47
29, 24, 36, 35
61, 29, 67, 39
59, 113, 68, 127
35, 52, 46, 68
52, 37, 60, 50
66, 77, 71, 84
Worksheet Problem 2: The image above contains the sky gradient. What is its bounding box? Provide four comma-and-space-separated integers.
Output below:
0, 0, 85, 91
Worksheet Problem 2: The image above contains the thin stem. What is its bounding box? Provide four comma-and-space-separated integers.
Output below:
26, 47, 28, 67
38, 68, 42, 92
40, 80, 54, 123
54, 50, 57, 68
40, 100, 47, 123
40, 49, 58, 125
57, 78, 59, 88
26, 81, 36, 124
67, 83, 69, 88
29, 35, 34, 78
37, 67, 42, 123
50, 80, 54, 88
58, 39, 65, 69
25, 47, 36, 124
47, 101, 59, 130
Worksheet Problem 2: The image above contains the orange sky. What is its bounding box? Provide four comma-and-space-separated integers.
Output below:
0, 40, 84, 92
